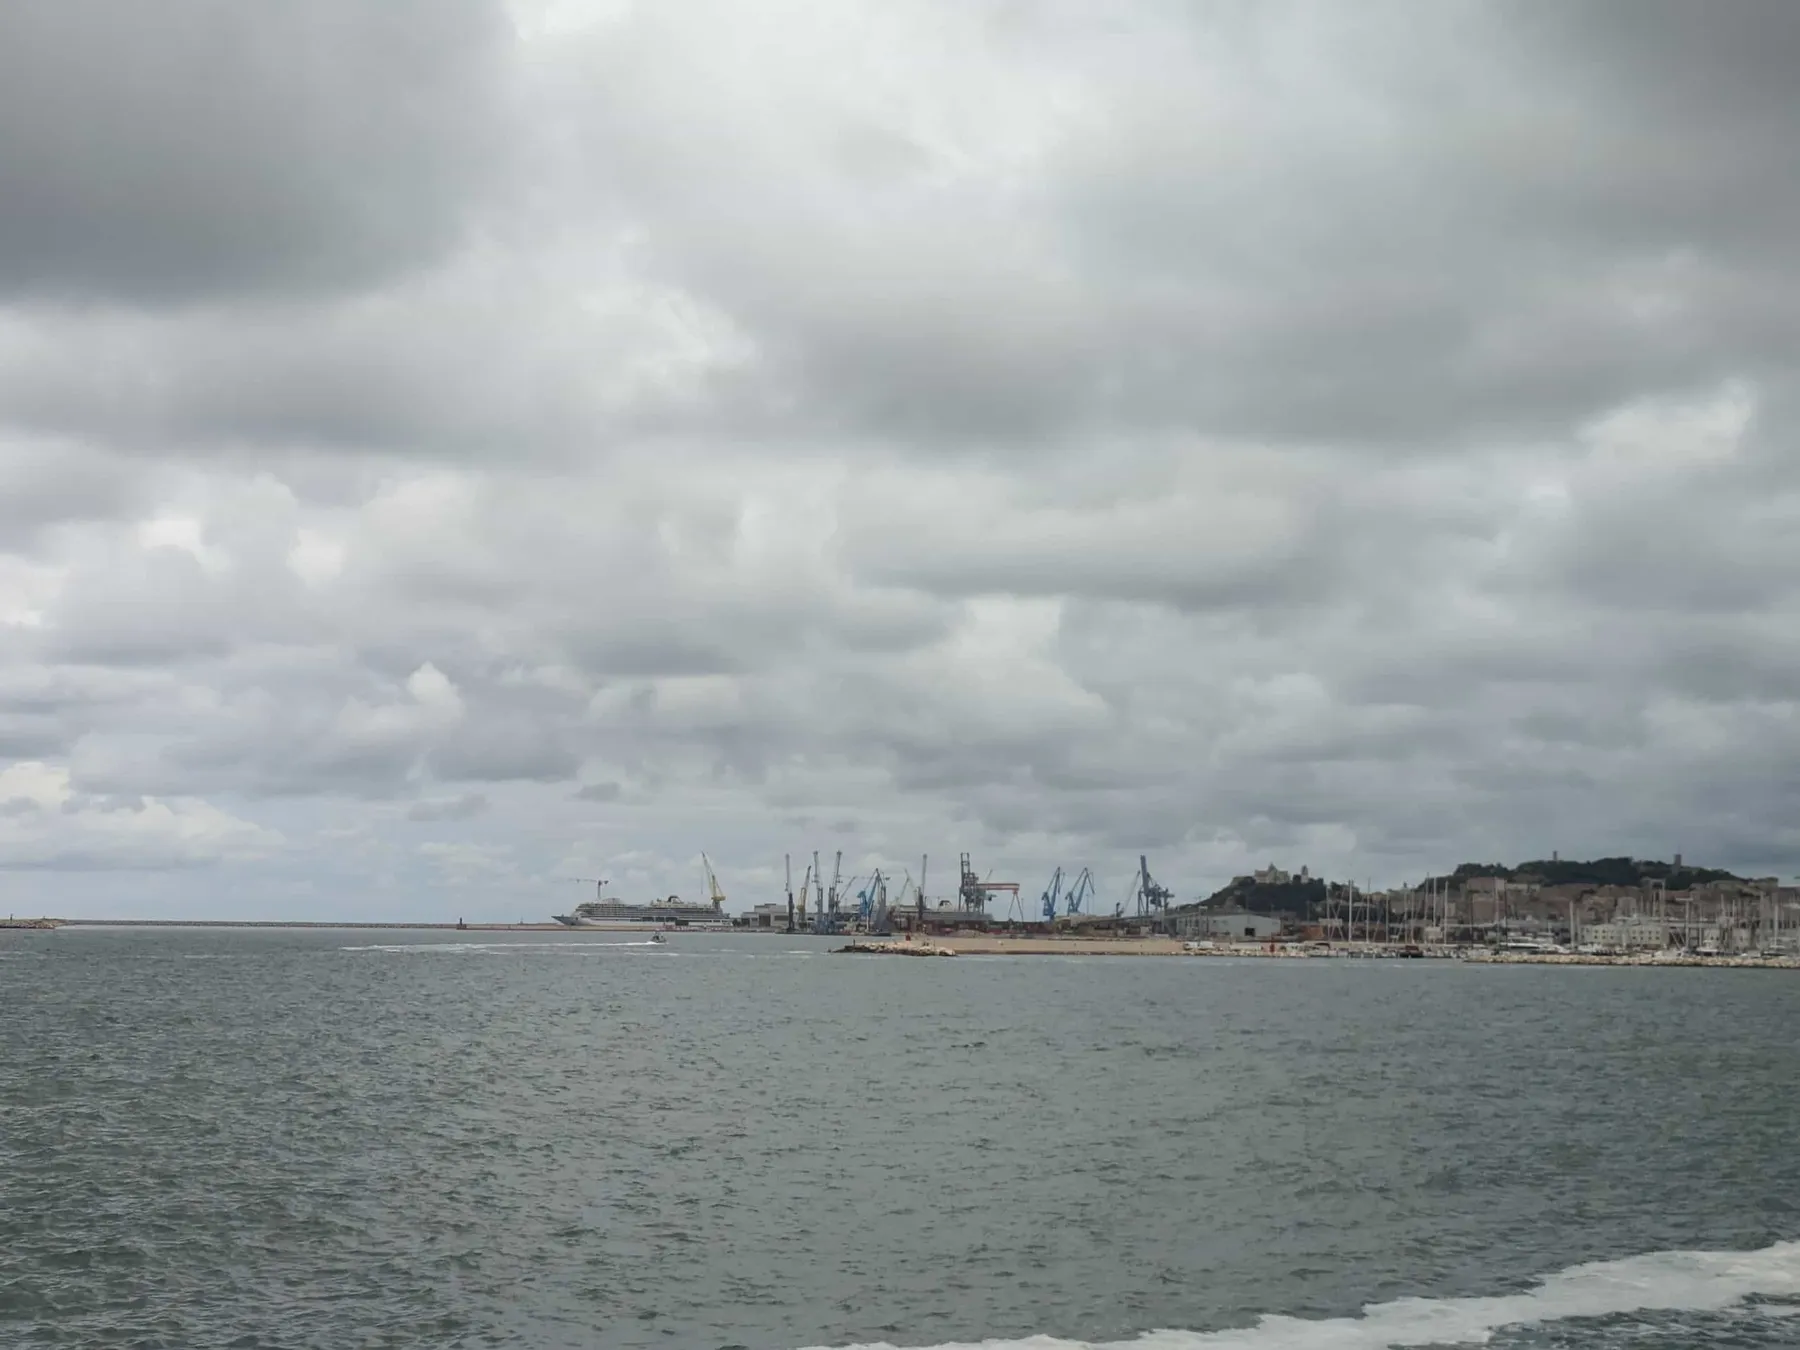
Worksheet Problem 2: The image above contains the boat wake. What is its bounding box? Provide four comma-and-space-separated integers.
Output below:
802, 1241, 1800, 1350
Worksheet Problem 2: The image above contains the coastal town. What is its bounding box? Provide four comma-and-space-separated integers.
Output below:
1160, 853, 1799, 957
797, 852, 1800, 965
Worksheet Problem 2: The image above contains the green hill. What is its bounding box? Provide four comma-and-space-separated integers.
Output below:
1193, 855, 1749, 925
1199, 875, 1327, 917
1425, 856, 1741, 890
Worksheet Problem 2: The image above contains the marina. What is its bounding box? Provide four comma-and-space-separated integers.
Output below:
762, 848, 1800, 970
836, 934, 1800, 966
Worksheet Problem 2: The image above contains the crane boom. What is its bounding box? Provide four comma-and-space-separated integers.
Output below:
701, 852, 727, 909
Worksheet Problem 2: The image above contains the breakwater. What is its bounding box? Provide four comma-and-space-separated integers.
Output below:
45, 920, 575, 931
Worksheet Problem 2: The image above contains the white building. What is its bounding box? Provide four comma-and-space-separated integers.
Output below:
1249, 864, 1310, 885
1583, 915, 1668, 951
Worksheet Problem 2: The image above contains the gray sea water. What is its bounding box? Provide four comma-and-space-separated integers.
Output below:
3, 928, 1799, 1350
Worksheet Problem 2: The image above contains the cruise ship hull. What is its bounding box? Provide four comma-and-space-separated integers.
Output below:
552, 909, 729, 930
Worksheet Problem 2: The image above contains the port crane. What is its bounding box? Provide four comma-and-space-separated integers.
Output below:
1064, 867, 1095, 916
857, 871, 874, 923
701, 853, 727, 910
1040, 867, 1064, 922
1136, 855, 1174, 929
958, 852, 1019, 916
857, 869, 892, 934
812, 850, 843, 934
829, 850, 843, 932
794, 859, 811, 929
810, 850, 823, 932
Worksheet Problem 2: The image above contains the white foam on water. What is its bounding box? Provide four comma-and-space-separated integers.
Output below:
803, 1241, 1800, 1350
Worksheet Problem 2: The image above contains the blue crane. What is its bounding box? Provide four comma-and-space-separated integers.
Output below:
859, 869, 893, 934
1137, 855, 1174, 930
1040, 866, 1064, 922
1064, 867, 1095, 916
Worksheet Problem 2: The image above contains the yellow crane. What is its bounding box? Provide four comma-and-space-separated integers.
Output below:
701, 853, 727, 910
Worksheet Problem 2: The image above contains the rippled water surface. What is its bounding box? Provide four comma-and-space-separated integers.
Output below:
4, 928, 1799, 1349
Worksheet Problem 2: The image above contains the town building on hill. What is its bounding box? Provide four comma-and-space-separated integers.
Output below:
1250, 863, 1308, 886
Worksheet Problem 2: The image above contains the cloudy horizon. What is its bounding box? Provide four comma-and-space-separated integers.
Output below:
4, 1, 1799, 920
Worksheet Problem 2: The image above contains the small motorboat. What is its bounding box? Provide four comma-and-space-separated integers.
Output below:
649, 933, 666, 945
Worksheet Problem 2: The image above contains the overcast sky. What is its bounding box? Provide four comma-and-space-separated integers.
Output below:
3, 0, 1799, 920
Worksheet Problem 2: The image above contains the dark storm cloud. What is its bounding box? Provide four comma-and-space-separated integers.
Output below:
0, 439, 158, 539
541, 0, 1800, 458
0, 0, 512, 302
1524, 2, 1800, 134
0, 720, 65, 760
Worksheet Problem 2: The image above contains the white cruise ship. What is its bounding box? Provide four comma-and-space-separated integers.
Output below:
552, 880, 729, 930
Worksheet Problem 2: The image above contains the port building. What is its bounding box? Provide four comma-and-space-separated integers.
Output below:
1171, 908, 1281, 942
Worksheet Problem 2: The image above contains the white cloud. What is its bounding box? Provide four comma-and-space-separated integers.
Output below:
5, 2, 1800, 917
287, 529, 347, 587
0, 761, 281, 871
